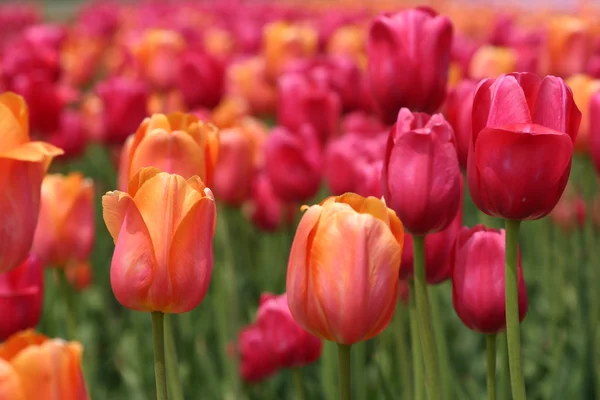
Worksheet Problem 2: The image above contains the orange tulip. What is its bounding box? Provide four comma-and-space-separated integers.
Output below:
0, 92, 63, 274
327, 25, 367, 70
263, 21, 318, 79
133, 29, 186, 91
210, 96, 250, 129
469, 45, 517, 81
0, 330, 88, 400
226, 57, 277, 116
286, 193, 404, 344
543, 16, 590, 78
32, 173, 95, 268
103, 167, 217, 313
565, 74, 600, 152
121, 112, 219, 189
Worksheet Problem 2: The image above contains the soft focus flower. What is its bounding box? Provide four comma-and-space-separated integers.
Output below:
243, 170, 295, 232
210, 96, 250, 129
543, 16, 590, 78
0, 92, 63, 273
47, 109, 87, 160
468, 45, 517, 81
133, 29, 186, 91
103, 167, 217, 313
287, 193, 404, 344
549, 185, 587, 232
177, 47, 225, 110
65, 261, 93, 292
94, 76, 150, 145
121, 112, 219, 189
468, 72, 581, 220
381, 108, 462, 235
61, 30, 105, 87
0, 254, 43, 340
451, 225, 528, 334
32, 173, 94, 268
367, 7, 453, 124
264, 125, 322, 203
443, 79, 477, 168
213, 118, 267, 206
327, 25, 367, 70
341, 111, 385, 138
263, 21, 318, 79
565, 74, 600, 152
226, 57, 277, 117
238, 324, 279, 383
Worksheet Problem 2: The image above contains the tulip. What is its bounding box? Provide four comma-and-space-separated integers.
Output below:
211, 96, 251, 130
549, 185, 587, 233
243, 170, 295, 232
263, 21, 318, 79
122, 112, 219, 187
103, 167, 216, 313
287, 193, 404, 345
0, 254, 43, 340
65, 261, 93, 292
177, 47, 225, 110
32, 173, 95, 268
354, 159, 383, 199
133, 29, 186, 91
367, 7, 453, 124
47, 109, 87, 160
381, 108, 462, 235
94, 76, 150, 145
238, 324, 279, 383
443, 79, 477, 168
0, 330, 88, 399
327, 25, 367, 70
451, 225, 528, 334
341, 111, 386, 138
277, 70, 341, 145
226, 57, 277, 117
0, 92, 63, 273
468, 45, 517, 81
543, 16, 590, 78
468, 72, 581, 220
565, 74, 600, 152
264, 125, 322, 203
213, 118, 267, 206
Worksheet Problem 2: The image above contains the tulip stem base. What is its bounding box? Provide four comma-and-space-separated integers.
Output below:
293, 368, 305, 400
504, 219, 526, 400
409, 283, 425, 400
413, 235, 442, 400
58, 269, 77, 339
164, 315, 183, 400
152, 312, 168, 400
337, 343, 352, 400
487, 335, 497, 400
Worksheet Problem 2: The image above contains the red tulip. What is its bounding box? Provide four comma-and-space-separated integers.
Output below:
94, 77, 149, 145
238, 324, 279, 383
47, 109, 87, 159
264, 125, 322, 203
468, 73, 581, 220
443, 79, 477, 168
400, 179, 463, 283
549, 185, 587, 232
381, 108, 462, 235
0, 254, 43, 340
354, 159, 383, 199
277, 69, 341, 145
243, 171, 295, 232
341, 111, 386, 138
451, 225, 528, 334
367, 7, 453, 124
177, 48, 225, 110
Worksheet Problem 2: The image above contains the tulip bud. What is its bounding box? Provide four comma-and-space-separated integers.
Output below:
451, 225, 528, 334
468, 73, 581, 220
468, 45, 517, 81
47, 109, 87, 160
565, 74, 600, 152
32, 173, 95, 268
0, 92, 63, 273
543, 16, 590, 78
263, 21, 318, 79
226, 57, 277, 117
368, 7, 453, 124
177, 48, 225, 110
0, 255, 43, 340
243, 171, 295, 232
381, 108, 461, 235
103, 167, 217, 313
238, 324, 279, 383
287, 193, 404, 344
264, 125, 322, 203
443, 79, 477, 168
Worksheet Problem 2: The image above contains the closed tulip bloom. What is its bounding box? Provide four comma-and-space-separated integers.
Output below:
177, 48, 225, 110
133, 29, 186, 91
277, 70, 341, 145
123, 112, 219, 187
544, 16, 590, 78
443, 79, 477, 168
238, 324, 279, 383
468, 45, 517, 81
0, 254, 43, 340
32, 173, 94, 267
468, 73, 581, 220
565, 74, 600, 152
47, 109, 87, 160
451, 225, 528, 334
0, 92, 63, 273
367, 7, 453, 124
263, 21, 318, 79
381, 108, 462, 235
265, 125, 322, 203
341, 111, 386, 138
0, 330, 88, 399
213, 118, 267, 206
65, 261, 93, 292
550, 185, 587, 233
287, 193, 404, 344
94, 76, 149, 145
103, 167, 216, 313
226, 57, 277, 117
243, 171, 295, 232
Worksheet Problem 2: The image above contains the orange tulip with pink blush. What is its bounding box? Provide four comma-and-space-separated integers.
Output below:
103, 167, 217, 313
32, 173, 95, 268
0, 330, 88, 400
469, 45, 517, 81
133, 29, 186, 91
120, 112, 219, 189
286, 193, 404, 345
0, 92, 63, 274
565, 74, 600, 152
263, 21, 318, 79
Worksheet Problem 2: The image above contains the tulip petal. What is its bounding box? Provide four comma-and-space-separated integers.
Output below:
127, 167, 162, 198
532, 76, 581, 143
487, 75, 533, 128
61, 180, 95, 263
1, 142, 64, 171
0, 94, 29, 153
0, 359, 24, 400
102, 191, 133, 243
0, 330, 47, 362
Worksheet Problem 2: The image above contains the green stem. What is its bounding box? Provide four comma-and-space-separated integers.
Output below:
412, 235, 442, 400
164, 315, 183, 400
152, 312, 168, 400
409, 283, 425, 400
487, 335, 497, 400
293, 368, 305, 400
337, 343, 352, 400
395, 301, 413, 400
498, 333, 510, 400
504, 219, 526, 400
58, 269, 77, 339
430, 285, 453, 400
578, 229, 597, 400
